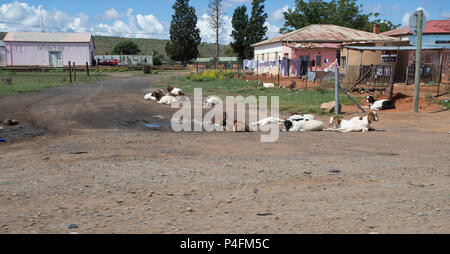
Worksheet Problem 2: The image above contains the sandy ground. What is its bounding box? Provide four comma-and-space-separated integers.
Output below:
0, 73, 449, 234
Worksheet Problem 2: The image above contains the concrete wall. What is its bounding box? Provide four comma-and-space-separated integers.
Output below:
343, 48, 382, 67
4, 41, 93, 66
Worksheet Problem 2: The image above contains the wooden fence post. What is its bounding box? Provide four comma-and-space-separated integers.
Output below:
68, 61, 72, 83
86, 62, 90, 77
73, 62, 76, 81
437, 49, 444, 95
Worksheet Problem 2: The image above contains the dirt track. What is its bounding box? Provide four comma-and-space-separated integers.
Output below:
0, 73, 449, 234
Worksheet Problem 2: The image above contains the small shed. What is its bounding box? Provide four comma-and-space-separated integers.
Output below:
2, 32, 95, 67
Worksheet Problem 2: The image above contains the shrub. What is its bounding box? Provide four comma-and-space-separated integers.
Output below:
143, 65, 152, 74
185, 70, 236, 82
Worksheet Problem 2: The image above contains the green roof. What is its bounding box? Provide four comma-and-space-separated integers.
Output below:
218, 57, 238, 62
196, 57, 213, 63
196, 57, 238, 62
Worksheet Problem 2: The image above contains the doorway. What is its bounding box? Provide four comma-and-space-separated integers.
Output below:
49, 51, 63, 67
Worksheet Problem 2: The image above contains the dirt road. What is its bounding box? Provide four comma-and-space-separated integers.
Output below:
0, 74, 449, 234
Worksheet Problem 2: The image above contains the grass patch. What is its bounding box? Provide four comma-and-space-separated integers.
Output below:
155, 75, 361, 114
0, 71, 107, 95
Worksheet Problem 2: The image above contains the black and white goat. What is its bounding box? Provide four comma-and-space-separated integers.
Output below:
144, 89, 164, 101
366, 96, 396, 110
284, 118, 326, 132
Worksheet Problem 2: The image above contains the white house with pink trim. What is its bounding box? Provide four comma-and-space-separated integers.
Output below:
2, 32, 95, 67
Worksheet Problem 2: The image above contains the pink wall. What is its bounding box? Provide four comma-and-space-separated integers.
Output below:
4, 41, 94, 66
282, 46, 338, 72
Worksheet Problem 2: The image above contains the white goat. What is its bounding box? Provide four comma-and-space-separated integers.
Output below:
263, 83, 275, 88
158, 95, 178, 105
170, 88, 184, 96
204, 96, 221, 108
329, 112, 379, 132
250, 117, 284, 127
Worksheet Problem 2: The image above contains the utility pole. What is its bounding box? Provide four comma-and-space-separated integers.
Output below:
413, 10, 423, 113
335, 67, 340, 115
40, 6, 46, 32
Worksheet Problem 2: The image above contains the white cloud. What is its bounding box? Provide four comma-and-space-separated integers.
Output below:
197, 13, 233, 44
265, 22, 281, 39
441, 12, 450, 19
222, 0, 251, 10
103, 8, 121, 20
402, 7, 430, 26
0, 1, 167, 39
270, 5, 289, 22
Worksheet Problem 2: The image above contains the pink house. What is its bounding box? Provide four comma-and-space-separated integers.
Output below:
2, 32, 95, 67
252, 24, 394, 76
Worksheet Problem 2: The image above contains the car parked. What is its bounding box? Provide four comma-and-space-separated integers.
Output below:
98, 59, 120, 67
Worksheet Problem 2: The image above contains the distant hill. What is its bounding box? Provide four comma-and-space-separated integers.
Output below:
0, 32, 236, 60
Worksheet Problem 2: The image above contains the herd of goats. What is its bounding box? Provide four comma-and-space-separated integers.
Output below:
144, 84, 400, 133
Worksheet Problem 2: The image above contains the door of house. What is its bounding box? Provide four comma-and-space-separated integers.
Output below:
49, 51, 63, 67
0, 47, 6, 66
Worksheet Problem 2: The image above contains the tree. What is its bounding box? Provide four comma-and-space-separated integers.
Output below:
231, 5, 250, 60
152, 51, 165, 66
112, 40, 141, 55
166, 0, 201, 64
365, 12, 401, 33
280, 0, 400, 34
247, 0, 268, 59
207, 0, 225, 67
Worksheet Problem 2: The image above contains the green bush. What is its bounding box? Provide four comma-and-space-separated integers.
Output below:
143, 65, 152, 74
185, 70, 236, 82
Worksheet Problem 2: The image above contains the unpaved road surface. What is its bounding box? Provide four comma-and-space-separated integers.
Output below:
0, 74, 449, 234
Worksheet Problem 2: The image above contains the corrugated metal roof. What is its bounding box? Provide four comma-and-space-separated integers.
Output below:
345, 45, 450, 50
287, 42, 341, 49
3, 32, 92, 43
252, 24, 395, 47
0, 40, 5, 47
381, 20, 450, 37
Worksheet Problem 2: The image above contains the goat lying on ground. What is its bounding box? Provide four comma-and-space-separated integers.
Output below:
329, 112, 379, 132
158, 94, 178, 105
284, 118, 327, 132
232, 120, 251, 132
210, 112, 228, 127
144, 89, 165, 101
251, 113, 316, 131
204, 96, 221, 108
366, 96, 396, 110
257, 81, 275, 88
250, 117, 284, 127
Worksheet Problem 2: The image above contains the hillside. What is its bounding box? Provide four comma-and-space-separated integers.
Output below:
0, 32, 235, 60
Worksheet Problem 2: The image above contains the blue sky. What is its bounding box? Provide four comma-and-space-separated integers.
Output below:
1, 0, 449, 44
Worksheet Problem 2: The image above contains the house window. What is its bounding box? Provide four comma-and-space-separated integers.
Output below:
341, 56, 347, 69
316, 55, 322, 67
